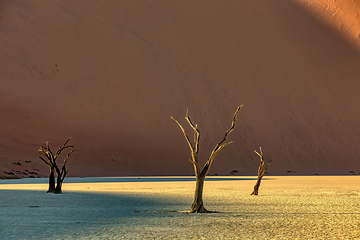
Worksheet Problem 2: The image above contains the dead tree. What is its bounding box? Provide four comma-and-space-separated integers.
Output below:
39, 141, 56, 193
53, 149, 72, 194
171, 106, 242, 213
39, 137, 74, 194
251, 147, 272, 195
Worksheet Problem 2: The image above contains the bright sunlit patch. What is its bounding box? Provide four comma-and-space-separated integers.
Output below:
295, 0, 360, 49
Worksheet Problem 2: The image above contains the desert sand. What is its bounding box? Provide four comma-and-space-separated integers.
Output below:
297, 0, 360, 45
1, 0, 360, 178
1, 176, 359, 239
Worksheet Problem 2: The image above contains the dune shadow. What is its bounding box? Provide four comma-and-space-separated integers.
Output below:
0, 188, 185, 240
0, 176, 272, 239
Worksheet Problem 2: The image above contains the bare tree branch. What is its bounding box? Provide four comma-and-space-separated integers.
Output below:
54, 137, 72, 159
185, 109, 200, 156
201, 105, 243, 176
171, 116, 194, 153
38, 155, 50, 166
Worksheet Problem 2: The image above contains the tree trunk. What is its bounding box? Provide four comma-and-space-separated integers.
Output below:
47, 168, 56, 193
190, 175, 208, 213
251, 178, 262, 195
54, 176, 62, 194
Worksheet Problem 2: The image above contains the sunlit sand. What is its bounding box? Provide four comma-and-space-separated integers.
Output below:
1, 176, 359, 239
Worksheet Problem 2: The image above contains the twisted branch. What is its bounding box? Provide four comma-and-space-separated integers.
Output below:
254, 147, 272, 178
251, 147, 272, 195
201, 105, 242, 176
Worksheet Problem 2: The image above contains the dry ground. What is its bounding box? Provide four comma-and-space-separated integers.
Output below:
0, 176, 359, 239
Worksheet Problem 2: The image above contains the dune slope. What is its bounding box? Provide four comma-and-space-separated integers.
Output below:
1, 0, 360, 177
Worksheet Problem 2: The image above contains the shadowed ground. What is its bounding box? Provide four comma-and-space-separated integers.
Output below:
1, 176, 359, 239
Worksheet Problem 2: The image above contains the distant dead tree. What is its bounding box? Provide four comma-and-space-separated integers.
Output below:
39, 137, 74, 194
251, 147, 272, 195
171, 106, 242, 213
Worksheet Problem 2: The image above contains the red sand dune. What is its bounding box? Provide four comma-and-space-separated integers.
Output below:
1, 0, 360, 177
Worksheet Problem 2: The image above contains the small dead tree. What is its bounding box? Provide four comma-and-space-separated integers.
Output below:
171, 106, 242, 213
39, 141, 56, 193
39, 137, 74, 194
251, 147, 272, 195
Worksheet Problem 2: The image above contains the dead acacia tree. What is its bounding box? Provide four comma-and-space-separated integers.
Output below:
39, 141, 56, 193
39, 137, 74, 194
251, 147, 272, 195
171, 106, 242, 213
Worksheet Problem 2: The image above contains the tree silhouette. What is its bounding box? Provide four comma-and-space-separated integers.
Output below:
39, 137, 74, 194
